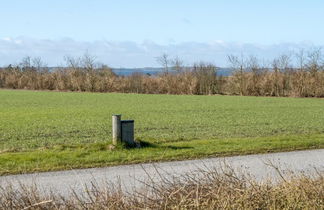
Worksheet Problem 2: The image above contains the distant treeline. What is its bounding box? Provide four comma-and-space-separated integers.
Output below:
1, 49, 324, 97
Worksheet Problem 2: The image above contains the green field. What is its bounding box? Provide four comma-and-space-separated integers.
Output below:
0, 89, 324, 174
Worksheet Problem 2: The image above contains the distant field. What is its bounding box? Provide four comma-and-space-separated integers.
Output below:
0, 89, 324, 174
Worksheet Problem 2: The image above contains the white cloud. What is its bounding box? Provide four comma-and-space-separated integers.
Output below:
0, 37, 320, 67
2, 37, 12, 42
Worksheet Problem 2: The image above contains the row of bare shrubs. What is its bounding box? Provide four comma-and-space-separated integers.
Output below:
0, 62, 222, 95
1, 167, 323, 209
1, 50, 324, 97
226, 50, 324, 97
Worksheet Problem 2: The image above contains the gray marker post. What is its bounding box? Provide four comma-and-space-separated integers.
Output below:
112, 114, 121, 145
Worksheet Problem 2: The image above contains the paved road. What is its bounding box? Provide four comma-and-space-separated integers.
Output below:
1, 149, 323, 198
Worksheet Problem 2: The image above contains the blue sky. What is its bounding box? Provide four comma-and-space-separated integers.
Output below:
0, 0, 323, 67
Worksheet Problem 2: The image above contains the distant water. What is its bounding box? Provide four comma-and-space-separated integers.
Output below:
112, 68, 164, 76
112, 68, 232, 76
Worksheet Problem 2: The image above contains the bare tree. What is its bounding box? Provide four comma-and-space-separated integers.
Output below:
32, 57, 48, 73
306, 48, 323, 96
64, 55, 81, 70
295, 49, 306, 71
20, 56, 32, 71
294, 49, 307, 96
156, 53, 170, 74
171, 56, 184, 72
247, 55, 262, 95
81, 51, 97, 71
271, 57, 281, 96
277, 54, 291, 72
193, 62, 218, 95
306, 48, 322, 74
227, 54, 246, 95
280, 54, 292, 95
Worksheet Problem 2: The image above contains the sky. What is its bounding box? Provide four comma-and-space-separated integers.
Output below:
0, 0, 323, 67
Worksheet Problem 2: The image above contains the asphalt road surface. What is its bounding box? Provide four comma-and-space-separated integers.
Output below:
1, 149, 323, 198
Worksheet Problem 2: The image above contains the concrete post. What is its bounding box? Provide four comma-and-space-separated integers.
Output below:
112, 114, 121, 145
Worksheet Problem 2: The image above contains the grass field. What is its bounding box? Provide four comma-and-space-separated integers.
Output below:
0, 89, 324, 174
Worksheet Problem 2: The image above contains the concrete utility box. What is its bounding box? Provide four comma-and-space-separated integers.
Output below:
121, 120, 135, 146
112, 115, 135, 146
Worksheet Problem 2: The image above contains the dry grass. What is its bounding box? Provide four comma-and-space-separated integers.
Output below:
1, 166, 323, 209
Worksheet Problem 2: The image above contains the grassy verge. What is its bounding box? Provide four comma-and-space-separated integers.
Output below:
1, 134, 323, 175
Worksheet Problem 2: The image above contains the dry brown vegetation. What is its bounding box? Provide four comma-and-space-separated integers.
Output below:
1, 49, 324, 97
1, 167, 323, 209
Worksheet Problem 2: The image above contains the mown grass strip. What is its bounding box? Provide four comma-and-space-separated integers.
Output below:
1, 134, 323, 175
